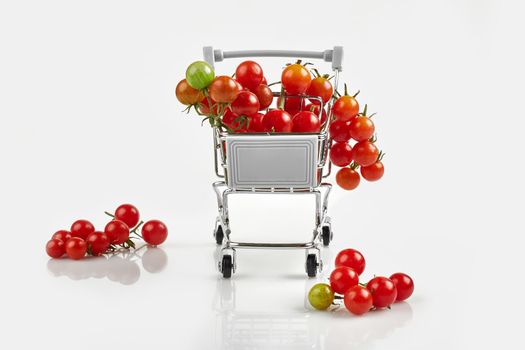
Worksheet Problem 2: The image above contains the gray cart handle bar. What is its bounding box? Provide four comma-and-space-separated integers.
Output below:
203, 46, 343, 71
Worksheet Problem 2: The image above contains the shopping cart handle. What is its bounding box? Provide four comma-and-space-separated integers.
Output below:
203, 47, 343, 71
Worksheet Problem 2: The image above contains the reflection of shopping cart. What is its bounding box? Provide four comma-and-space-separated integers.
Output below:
204, 47, 344, 278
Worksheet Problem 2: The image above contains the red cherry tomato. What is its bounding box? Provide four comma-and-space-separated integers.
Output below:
46, 239, 65, 258
344, 285, 373, 315
281, 63, 311, 94
51, 230, 71, 243
209, 76, 241, 103
197, 97, 219, 116
261, 77, 267, 85
114, 204, 140, 228
253, 84, 273, 110
349, 116, 375, 141
336, 168, 360, 190
366, 276, 398, 308
65, 237, 87, 260
352, 141, 379, 167
335, 248, 366, 275
142, 220, 168, 245
361, 161, 384, 181
390, 273, 414, 301
235, 61, 264, 91
247, 112, 265, 132
231, 91, 260, 116
333, 95, 359, 122
70, 220, 95, 240
104, 220, 130, 245
223, 109, 247, 133
304, 103, 327, 124
175, 79, 204, 105
292, 111, 320, 133
306, 76, 333, 103
262, 110, 293, 133
330, 266, 359, 294
329, 119, 351, 142
329, 142, 353, 167
277, 96, 304, 116
86, 231, 110, 256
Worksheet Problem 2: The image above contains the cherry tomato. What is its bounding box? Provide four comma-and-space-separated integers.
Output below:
231, 91, 260, 116
86, 231, 110, 256
308, 283, 334, 310
262, 110, 293, 133
209, 76, 241, 103
253, 84, 273, 110
114, 204, 140, 228
197, 97, 219, 116
304, 103, 327, 124
104, 220, 130, 245
65, 237, 87, 260
235, 61, 264, 91
185, 61, 215, 90
349, 116, 375, 141
247, 112, 265, 132
390, 273, 414, 301
336, 168, 360, 190
352, 141, 379, 167
330, 266, 359, 294
329, 119, 351, 142
367, 276, 398, 308
292, 111, 320, 133
306, 76, 333, 103
361, 161, 384, 181
52, 230, 71, 243
344, 285, 373, 315
175, 79, 204, 105
277, 96, 304, 116
329, 142, 353, 167
223, 109, 247, 133
261, 77, 267, 85
46, 239, 65, 258
70, 219, 95, 240
335, 248, 366, 275
333, 95, 359, 122
281, 63, 311, 94
142, 220, 168, 245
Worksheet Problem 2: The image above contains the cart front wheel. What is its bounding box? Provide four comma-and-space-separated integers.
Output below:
306, 254, 318, 278
215, 225, 224, 245
221, 255, 233, 278
321, 226, 332, 247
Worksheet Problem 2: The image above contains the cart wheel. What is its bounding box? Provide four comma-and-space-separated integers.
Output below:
215, 225, 224, 245
221, 255, 233, 278
306, 254, 318, 278
321, 226, 332, 247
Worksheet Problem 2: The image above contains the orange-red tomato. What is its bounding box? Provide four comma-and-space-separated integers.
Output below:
307, 76, 333, 103
281, 64, 311, 94
333, 95, 359, 122
175, 79, 204, 105
209, 76, 241, 103
336, 168, 360, 190
352, 141, 379, 167
361, 161, 384, 181
349, 116, 375, 141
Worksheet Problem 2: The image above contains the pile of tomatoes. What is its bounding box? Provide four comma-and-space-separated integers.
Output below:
45, 204, 168, 260
308, 248, 414, 315
175, 58, 385, 191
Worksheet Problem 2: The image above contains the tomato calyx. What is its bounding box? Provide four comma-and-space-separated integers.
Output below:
285, 59, 313, 68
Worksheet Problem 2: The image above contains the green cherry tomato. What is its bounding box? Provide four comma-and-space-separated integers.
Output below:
185, 61, 215, 90
308, 283, 334, 310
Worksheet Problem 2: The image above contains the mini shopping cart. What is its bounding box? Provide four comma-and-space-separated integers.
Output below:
204, 46, 344, 278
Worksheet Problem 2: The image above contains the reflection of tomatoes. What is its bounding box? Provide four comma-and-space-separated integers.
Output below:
292, 111, 320, 133
176, 79, 204, 105
352, 141, 379, 167
253, 84, 273, 110
307, 76, 333, 103
235, 61, 264, 91
209, 76, 241, 103
247, 113, 265, 132
333, 95, 359, 122
262, 110, 293, 132
330, 142, 353, 167
281, 63, 311, 94
231, 91, 260, 116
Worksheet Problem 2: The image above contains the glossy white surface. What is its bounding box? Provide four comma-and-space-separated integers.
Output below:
1, 0, 524, 348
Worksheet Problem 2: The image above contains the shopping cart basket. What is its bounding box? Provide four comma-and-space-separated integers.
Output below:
204, 46, 344, 278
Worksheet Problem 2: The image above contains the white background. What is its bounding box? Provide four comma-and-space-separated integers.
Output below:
1, 0, 524, 349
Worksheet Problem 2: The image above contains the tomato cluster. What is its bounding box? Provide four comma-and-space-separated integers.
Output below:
308, 248, 414, 315
45, 204, 168, 260
176, 58, 385, 190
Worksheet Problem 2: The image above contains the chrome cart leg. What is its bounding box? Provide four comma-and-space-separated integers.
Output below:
319, 183, 333, 246
212, 182, 229, 245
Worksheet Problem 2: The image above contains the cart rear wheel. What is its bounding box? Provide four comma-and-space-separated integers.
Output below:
306, 254, 318, 278
321, 226, 332, 247
215, 225, 224, 245
221, 255, 233, 278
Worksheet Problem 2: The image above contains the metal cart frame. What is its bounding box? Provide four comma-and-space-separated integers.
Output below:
204, 46, 343, 278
